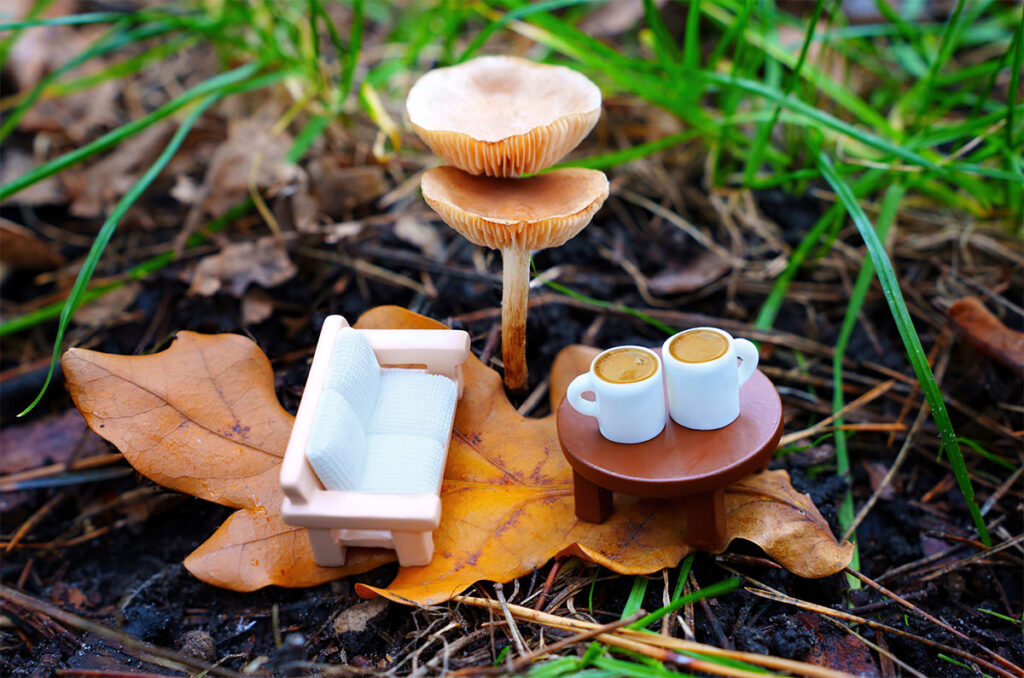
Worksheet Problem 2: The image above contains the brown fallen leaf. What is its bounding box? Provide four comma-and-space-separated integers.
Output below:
0, 219, 64, 277
64, 306, 852, 602
648, 250, 731, 295
0, 149, 73, 206
62, 329, 394, 589
71, 282, 142, 328
308, 159, 388, 219
948, 296, 1024, 376
6, 16, 119, 141
0, 408, 108, 511
200, 105, 294, 217
188, 236, 298, 297
69, 122, 175, 217
241, 288, 275, 325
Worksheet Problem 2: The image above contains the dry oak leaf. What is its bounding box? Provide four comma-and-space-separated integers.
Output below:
63, 330, 393, 591
63, 306, 852, 603
948, 296, 1024, 377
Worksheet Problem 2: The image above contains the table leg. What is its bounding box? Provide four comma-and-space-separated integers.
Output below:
573, 470, 613, 523
682, 489, 727, 551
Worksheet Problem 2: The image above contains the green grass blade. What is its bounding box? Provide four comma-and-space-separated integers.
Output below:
705, 72, 943, 174
17, 92, 222, 417
589, 656, 688, 678
459, 0, 593, 62
0, 21, 150, 141
552, 130, 700, 170
742, 0, 826, 185
341, 0, 363, 103
0, 11, 138, 31
911, 0, 968, 122
0, 62, 266, 201
536, 276, 676, 335
671, 553, 695, 600
1006, 11, 1023, 150
0, 199, 253, 338
832, 181, 906, 586
755, 169, 883, 329
621, 577, 649, 619
0, 0, 54, 65
683, 0, 701, 69
45, 33, 196, 100
817, 152, 990, 546
642, 0, 681, 67
628, 577, 740, 630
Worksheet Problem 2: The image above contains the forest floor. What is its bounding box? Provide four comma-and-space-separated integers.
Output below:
1, 2, 1022, 677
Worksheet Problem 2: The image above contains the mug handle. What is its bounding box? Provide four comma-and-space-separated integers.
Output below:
567, 373, 599, 418
735, 339, 759, 386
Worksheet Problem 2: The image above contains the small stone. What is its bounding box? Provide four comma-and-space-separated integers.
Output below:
177, 629, 216, 663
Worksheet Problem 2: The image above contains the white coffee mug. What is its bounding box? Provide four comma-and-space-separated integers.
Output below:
566, 345, 667, 444
662, 327, 759, 430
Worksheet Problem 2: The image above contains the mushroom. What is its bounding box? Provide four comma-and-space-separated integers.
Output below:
406, 55, 601, 177
422, 166, 608, 391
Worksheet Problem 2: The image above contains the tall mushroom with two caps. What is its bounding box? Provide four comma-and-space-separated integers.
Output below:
408, 56, 609, 392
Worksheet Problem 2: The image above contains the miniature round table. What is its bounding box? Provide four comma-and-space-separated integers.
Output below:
556, 365, 783, 551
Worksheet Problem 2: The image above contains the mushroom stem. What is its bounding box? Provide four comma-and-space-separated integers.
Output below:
501, 246, 531, 392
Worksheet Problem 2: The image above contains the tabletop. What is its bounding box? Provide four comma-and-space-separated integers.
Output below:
556, 369, 783, 498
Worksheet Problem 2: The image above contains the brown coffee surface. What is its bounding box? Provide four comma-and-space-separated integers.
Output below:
594, 348, 657, 383
670, 329, 728, 363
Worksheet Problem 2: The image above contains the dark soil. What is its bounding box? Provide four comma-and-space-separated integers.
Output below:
2, 54, 1022, 678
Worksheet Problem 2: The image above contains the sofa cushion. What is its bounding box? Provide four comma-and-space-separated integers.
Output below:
325, 328, 380, 422
368, 371, 458, 444
306, 389, 366, 491
359, 434, 446, 494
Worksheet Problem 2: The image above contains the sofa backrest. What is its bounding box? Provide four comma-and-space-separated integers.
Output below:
307, 389, 367, 490
304, 328, 383, 490
325, 328, 381, 421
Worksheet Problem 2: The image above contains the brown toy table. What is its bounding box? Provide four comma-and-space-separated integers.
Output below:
557, 365, 783, 550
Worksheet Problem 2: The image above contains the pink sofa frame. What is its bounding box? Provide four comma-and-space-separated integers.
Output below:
280, 315, 470, 567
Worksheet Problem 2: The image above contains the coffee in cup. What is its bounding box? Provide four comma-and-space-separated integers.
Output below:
668, 329, 729, 363
661, 327, 759, 430
566, 345, 667, 444
594, 347, 659, 383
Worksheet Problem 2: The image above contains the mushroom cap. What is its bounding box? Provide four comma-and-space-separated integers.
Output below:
407, 56, 601, 177
421, 166, 609, 251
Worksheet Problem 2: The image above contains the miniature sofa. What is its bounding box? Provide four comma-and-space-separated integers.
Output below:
280, 315, 470, 567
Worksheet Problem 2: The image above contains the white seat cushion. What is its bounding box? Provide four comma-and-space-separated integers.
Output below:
368, 371, 457, 444
306, 389, 366, 491
325, 328, 380, 422
359, 434, 446, 494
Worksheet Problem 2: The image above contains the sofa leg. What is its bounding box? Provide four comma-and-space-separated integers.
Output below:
392, 530, 434, 567
308, 528, 346, 567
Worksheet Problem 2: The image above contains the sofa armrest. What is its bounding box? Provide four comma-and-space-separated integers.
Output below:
281, 492, 442, 531
360, 329, 471, 398
280, 315, 350, 504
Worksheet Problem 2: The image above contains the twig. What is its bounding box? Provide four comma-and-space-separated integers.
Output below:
452, 594, 858, 678
5, 492, 67, 552
820, 616, 928, 678
778, 379, 896, 447
743, 588, 1019, 678
517, 376, 550, 416
534, 559, 562, 611
845, 567, 1019, 673
981, 463, 1024, 516
918, 533, 1024, 583
0, 586, 242, 677
493, 583, 527, 658
0, 453, 124, 490
842, 391, 932, 541
466, 611, 646, 675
